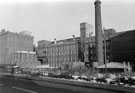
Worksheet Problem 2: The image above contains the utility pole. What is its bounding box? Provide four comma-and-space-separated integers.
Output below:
103, 27, 107, 73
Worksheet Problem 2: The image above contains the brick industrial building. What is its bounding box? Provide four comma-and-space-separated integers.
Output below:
109, 30, 135, 63
36, 22, 135, 68
0, 29, 34, 66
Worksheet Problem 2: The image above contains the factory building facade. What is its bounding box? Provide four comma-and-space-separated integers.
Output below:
36, 22, 94, 67
37, 22, 135, 68
37, 35, 80, 67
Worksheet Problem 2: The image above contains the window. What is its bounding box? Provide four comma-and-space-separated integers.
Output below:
71, 51, 72, 54
58, 63, 60, 67
67, 51, 69, 55
67, 57, 69, 61
67, 45, 69, 49
73, 44, 75, 48
64, 46, 66, 49
74, 51, 76, 54
91, 56, 93, 60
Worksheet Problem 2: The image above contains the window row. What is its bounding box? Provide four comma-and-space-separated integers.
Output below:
47, 56, 77, 62
44, 44, 77, 51
45, 50, 77, 56
11, 54, 36, 59
49, 63, 61, 67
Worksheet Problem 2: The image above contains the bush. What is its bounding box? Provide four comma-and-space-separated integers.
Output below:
78, 76, 91, 81
95, 77, 107, 83
48, 73, 55, 77
128, 78, 135, 85
31, 72, 41, 77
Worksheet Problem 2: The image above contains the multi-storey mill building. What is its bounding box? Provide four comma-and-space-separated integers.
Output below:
37, 22, 93, 67
0, 29, 34, 66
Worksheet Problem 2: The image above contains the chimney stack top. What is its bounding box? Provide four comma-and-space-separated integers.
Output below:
94, 0, 101, 4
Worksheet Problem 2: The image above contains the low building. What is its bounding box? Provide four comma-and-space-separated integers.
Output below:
11, 51, 40, 68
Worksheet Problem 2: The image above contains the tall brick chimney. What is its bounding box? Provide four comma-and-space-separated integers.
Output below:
94, 0, 104, 65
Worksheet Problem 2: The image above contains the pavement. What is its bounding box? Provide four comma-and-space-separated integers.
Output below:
0, 75, 117, 93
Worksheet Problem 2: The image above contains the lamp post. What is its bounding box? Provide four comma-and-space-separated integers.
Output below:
43, 51, 46, 64
5, 48, 8, 68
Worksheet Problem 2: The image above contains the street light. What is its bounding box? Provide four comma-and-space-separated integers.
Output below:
5, 48, 8, 68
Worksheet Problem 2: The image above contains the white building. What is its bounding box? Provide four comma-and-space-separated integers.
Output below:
11, 51, 40, 68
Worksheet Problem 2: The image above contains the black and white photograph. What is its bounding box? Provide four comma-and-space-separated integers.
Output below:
0, 0, 135, 93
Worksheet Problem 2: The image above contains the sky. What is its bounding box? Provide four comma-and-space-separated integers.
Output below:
0, 0, 135, 44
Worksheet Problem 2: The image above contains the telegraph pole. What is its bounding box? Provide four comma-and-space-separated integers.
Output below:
103, 27, 107, 73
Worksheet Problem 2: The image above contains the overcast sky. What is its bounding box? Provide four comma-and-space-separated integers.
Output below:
0, 0, 135, 44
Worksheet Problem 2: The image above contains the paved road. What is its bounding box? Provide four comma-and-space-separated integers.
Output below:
0, 76, 118, 93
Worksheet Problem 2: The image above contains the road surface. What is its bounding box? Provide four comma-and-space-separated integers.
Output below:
0, 76, 118, 93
